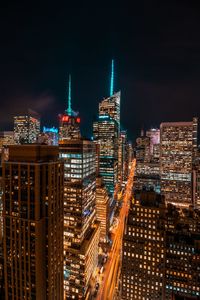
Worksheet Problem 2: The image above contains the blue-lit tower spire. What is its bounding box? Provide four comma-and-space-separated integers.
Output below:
66, 74, 72, 116
110, 59, 114, 96
60, 74, 80, 141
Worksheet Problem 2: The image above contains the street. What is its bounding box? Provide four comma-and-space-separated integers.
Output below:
96, 159, 136, 300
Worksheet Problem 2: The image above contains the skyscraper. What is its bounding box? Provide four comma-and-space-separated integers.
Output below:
135, 131, 150, 163
121, 190, 200, 300
59, 75, 81, 141
193, 151, 200, 210
3, 145, 64, 300
121, 190, 165, 300
165, 205, 200, 300
99, 91, 121, 130
118, 130, 128, 186
59, 78, 99, 299
134, 129, 160, 193
93, 60, 120, 196
127, 141, 134, 170
43, 126, 59, 145
14, 111, 40, 144
59, 140, 100, 299
146, 128, 160, 157
93, 115, 118, 195
160, 118, 197, 207
95, 177, 110, 242
99, 60, 120, 130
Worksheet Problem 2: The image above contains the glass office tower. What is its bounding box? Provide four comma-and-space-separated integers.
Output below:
59, 140, 100, 299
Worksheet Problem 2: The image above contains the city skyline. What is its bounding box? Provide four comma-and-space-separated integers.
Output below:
0, 2, 200, 140
1, 2, 200, 299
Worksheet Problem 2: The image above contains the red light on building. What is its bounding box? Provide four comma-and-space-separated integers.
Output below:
76, 117, 80, 123
62, 116, 69, 122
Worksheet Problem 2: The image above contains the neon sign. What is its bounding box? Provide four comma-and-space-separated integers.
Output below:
43, 126, 58, 133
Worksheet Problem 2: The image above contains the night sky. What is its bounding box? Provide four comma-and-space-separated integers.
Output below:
0, 1, 200, 141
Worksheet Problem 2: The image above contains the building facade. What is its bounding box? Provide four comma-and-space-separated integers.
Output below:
3, 145, 64, 300
43, 126, 59, 145
127, 142, 133, 169
14, 114, 40, 144
121, 190, 165, 300
0, 131, 15, 148
160, 118, 197, 207
118, 130, 128, 186
165, 205, 200, 299
59, 113, 81, 141
59, 77, 100, 299
121, 190, 200, 300
59, 139, 100, 299
95, 177, 110, 242
146, 128, 160, 156
193, 150, 200, 210
59, 75, 81, 141
134, 129, 160, 193
93, 115, 118, 196
99, 91, 121, 130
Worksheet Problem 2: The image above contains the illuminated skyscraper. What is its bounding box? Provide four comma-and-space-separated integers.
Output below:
59, 140, 100, 299
0, 131, 15, 148
135, 129, 160, 193
165, 205, 200, 300
93, 115, 118, 195
93, 61, 120, 196
14, 112, 40, 144
43, 126, 59, 145
59, 75, 81, 141
193, 150, 200, 210
135, 131, 150, 163
99, 60, 120, 133
3, 145, 64, 300
121, 190, 165, 300
146, 128, 160, 157
95, 177, 110, 242
59, 77, 99, 299
160, 118, 197, 207
99, 91, 120, 130
118, 130, 128, 186
127, 141, 133, 168
121, 190, 200, 300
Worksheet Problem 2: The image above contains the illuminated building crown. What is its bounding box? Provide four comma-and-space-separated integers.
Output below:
65, 74, 78, 117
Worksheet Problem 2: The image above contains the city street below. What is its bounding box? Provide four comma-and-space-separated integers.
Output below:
96, 159, 136, 300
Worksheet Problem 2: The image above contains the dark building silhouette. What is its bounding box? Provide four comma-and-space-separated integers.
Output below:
3, 145, 64, 300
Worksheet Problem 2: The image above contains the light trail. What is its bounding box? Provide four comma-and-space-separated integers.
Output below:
96, 159, 136, 300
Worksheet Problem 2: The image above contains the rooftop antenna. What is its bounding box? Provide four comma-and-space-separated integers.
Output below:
110, 59, 114, 96
66, 74, 72, 115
